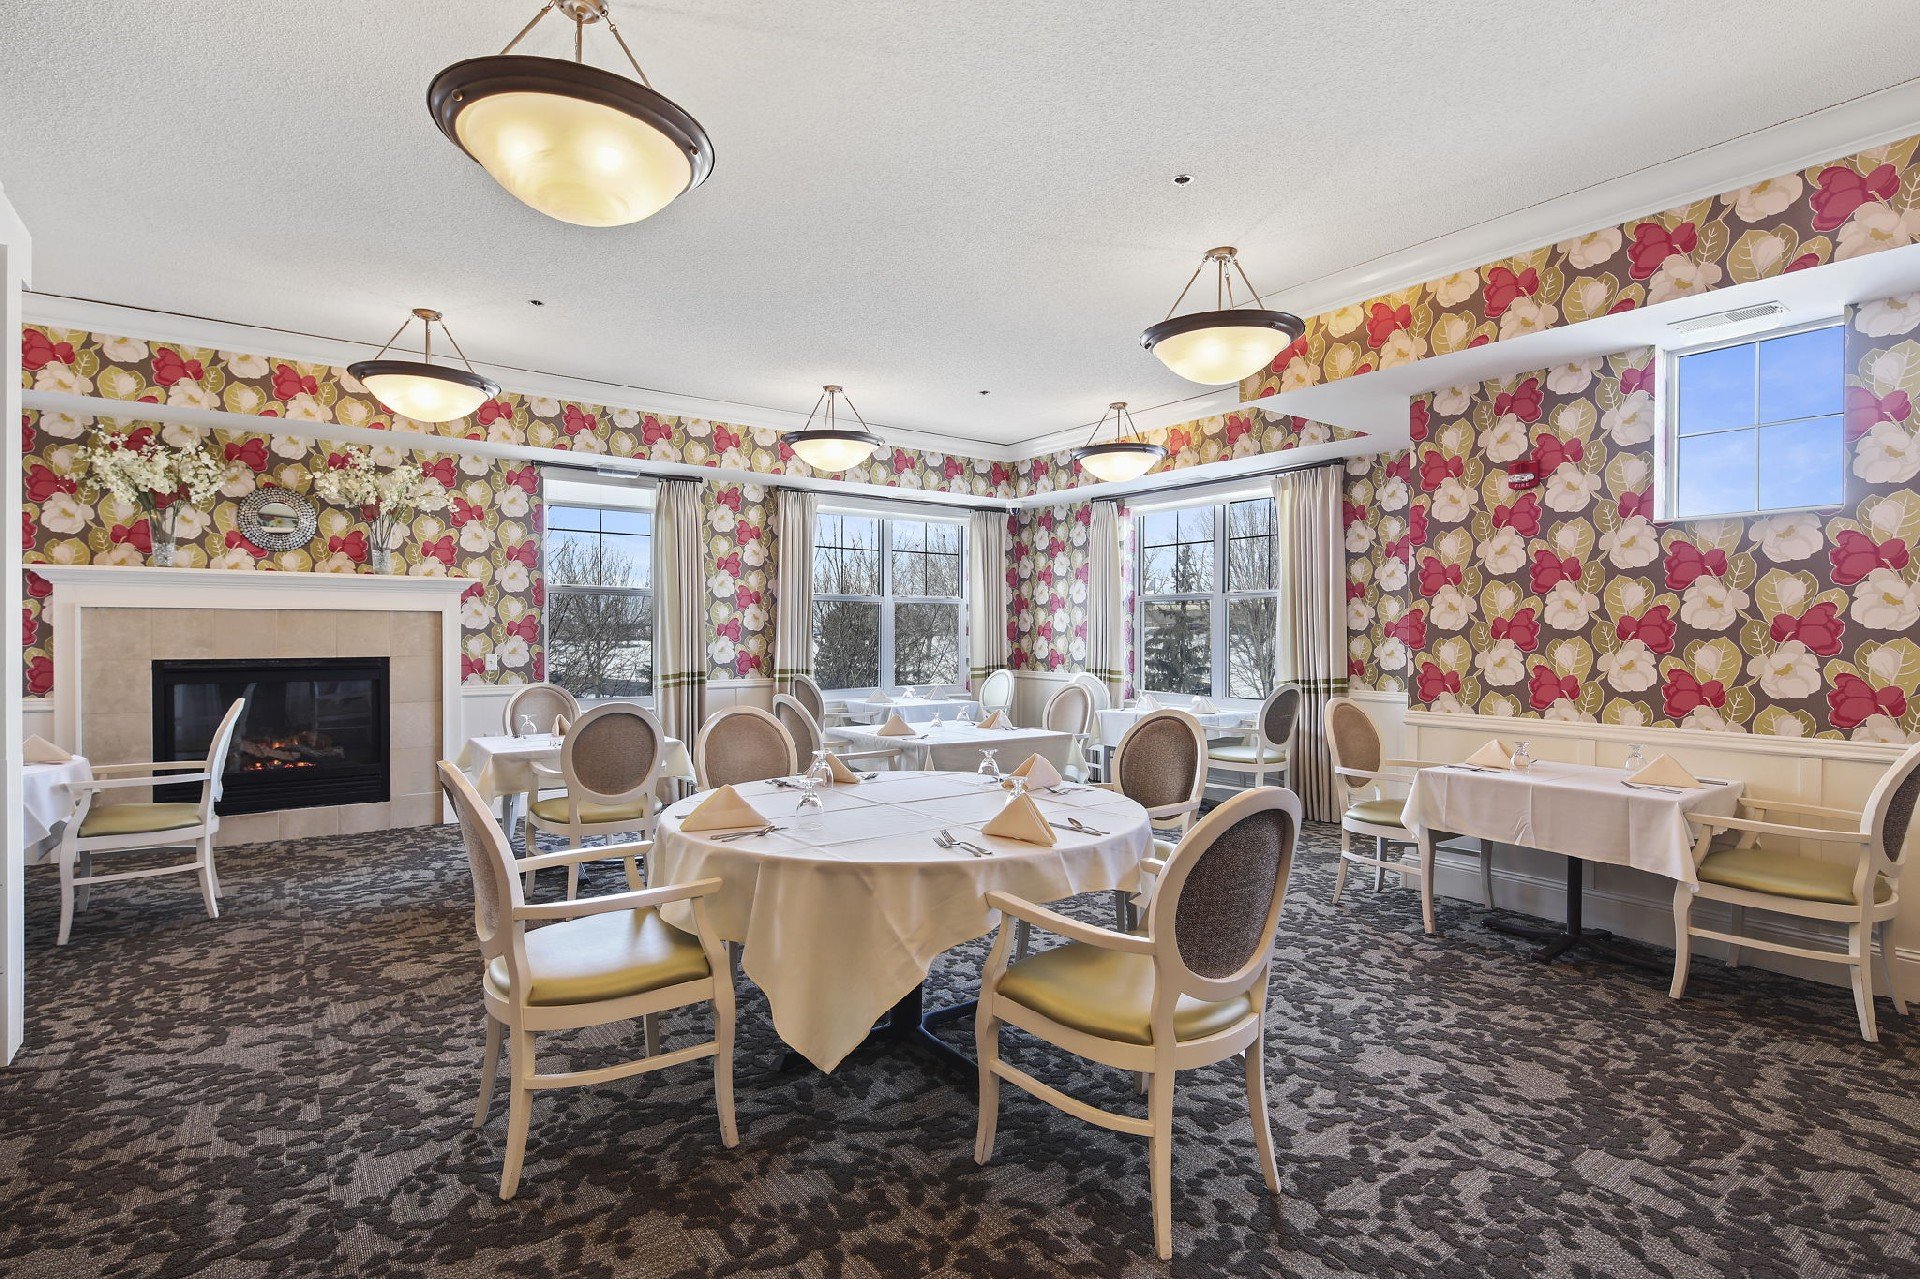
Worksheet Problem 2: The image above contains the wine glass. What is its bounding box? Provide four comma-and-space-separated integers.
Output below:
904, 685, 918, 701
517, 713, 539, 736
1624, 742, 1647, 771
956, 703, 974, 724
1512, 740, 1534, 773
794, 766, 824, 820
929, 713, 943, 729
977, 748, 1003, 785
806, 748, 833, 791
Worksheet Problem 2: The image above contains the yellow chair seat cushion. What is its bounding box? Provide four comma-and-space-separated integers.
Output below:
529, 794, 652, 825
1344, 798, 1407, 829
995, 942, 1256, 1046
486, 908, 711, 1006
77, 803, 203, 838
1697, 845, 1892, 906
1206, 743, 1286, 765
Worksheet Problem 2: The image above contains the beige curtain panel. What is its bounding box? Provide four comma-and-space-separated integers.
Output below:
772, 487, 817, 694
652, 479, 708, 745
1272, 464, 1349, 822
1087, 501, 1126, 698
968, 509, 1010, 688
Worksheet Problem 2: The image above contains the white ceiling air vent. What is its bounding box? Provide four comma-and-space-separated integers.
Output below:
1666, 300, 1789, 335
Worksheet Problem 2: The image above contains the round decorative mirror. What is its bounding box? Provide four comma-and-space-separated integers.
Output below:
237, 487, 318, 552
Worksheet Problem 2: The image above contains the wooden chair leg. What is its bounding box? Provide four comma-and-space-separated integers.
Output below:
500, 1028, 534, 1199
1668, 884, 1694, 1000
1373, 838, 1386, 893
642, 1012, 661, 1057
197, 837, 220, 920
1848, 924, 1879, 1043
1878, 922, 1908, 1016
1148, 1069, 1176, 1261
75, 850, 92, 912
713, 977, 739, 1148
973, 1000, 1001, 1164
1332, 830, 1351, 904
56, 847, 77, 946
1726, 905, 1746, 968
475, 1014, 503, 1126
1244, 1031, 1280, 1197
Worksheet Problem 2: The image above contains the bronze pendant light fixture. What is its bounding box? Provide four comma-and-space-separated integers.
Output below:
348, 308, 499, 423
429, 0, 714, 228
1071, 401, 1165, 484
784, 385, 885, 473
1141, 246, 1304, 385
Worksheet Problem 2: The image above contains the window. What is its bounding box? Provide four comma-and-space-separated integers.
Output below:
1137, 497, 1277, 699
1663, 320, 1845, 520
811, 511, 965, 691
545, 503, 654, 699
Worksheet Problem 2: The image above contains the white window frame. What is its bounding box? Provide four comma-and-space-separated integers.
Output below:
1133, 495, 1279, 701
542, 479, 656, 705
811, 507, 968, 694
1656, 316, 1847, 523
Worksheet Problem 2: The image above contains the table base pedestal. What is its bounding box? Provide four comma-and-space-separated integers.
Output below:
779, 983, 976, 1076
1485, 856, 1668, 973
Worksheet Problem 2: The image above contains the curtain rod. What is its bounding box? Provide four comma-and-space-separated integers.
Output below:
1087, 455, 1346, 509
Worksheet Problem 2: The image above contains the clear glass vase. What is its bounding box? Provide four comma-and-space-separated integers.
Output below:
150, 528, 176, 567
369, 544, 393, 574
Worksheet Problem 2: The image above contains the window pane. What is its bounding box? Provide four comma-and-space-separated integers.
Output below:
1225, 598, 1277, 700
1141, 546, 1176, 595
1141, 600, 1211, 697
547, 505, 600, 533
1758, 417, 1844, 510
1227, 499, 1275, 592
811, 600, 881, 689
1759, 326, 1843, 423
1142, 510, 1179, 548
1678, 344, 1754, 435
1171, 537, 1214, 594
1674, 430, 1755, 519
548, 525, 649, 590
927, 522, 961, 554
892, 520, 927, 552
890, 545, 928, 596
894, 602, 961, 686
546, 587, 653, 698
924, 547, 962, 598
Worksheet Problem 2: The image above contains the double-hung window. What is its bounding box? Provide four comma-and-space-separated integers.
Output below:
811, 511, 966, 691
1661, 320, 1846, 520
1136, 497, 1278, 699
544, 502, 654, 699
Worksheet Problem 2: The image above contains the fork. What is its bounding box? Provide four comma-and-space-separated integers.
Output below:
938, 829, 991, 857
934, 830, 983, 858
712, 823, 781, 842
1620, 780, 1681, 793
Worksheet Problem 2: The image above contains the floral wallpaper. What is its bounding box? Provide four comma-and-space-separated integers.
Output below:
1247, 135, 1920, 406
1341, 292, 1920, 742
702, 480, 774, 680
21, 410, 541, 695
1008, 505, 1092, 673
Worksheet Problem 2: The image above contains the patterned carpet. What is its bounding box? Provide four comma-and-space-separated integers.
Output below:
2, 820, 1916, 1279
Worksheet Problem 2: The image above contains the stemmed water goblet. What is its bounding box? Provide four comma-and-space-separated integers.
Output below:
1512, 740, 1534, 773
977, 748, 1003, 786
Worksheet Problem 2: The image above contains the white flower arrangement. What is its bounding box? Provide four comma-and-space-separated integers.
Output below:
312, 445, 438, 567
77, 431, 226, 545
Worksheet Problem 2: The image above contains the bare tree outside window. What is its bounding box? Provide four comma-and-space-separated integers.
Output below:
1139, 498, 1277, 699
546, 505, 654, 698
811, 512, 964, 690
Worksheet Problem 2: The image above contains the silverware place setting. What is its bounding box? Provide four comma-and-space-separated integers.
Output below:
1047, 816, 1108, 836
712, 823, 782, 842
1619, 780, 1681, 793
935, 829, 991, 857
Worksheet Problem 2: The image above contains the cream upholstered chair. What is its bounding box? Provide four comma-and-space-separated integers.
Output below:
1207, 684, 1300, 791
438, 762, 736, 1199
1673, 742, 1918, 1042
1067, 671, 1112, 711
53, 697, 245, 945
693, 706, 798, 790
975, 787, 1301, 1261
772, 694, 896, 772
503, 682, 579, 737
977, 668, 1014, 719
787, 672, 851, 733
1323, 696, 1489, 936
1109, 708, 1209, 842
523, 702, 665, 899
1041, 683, 1095, 781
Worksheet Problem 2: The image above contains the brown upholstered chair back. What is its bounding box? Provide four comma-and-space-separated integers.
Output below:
1323, 697, 1380, 795
787, 675, 827, 725
1149, 787, 1301, 998
1867, 742, 1920, 877
562, 702, 663, 802
1260, 685, 1302, 750
437, 760, 519, 964
1114, 710, 1207, 814
694, 707, 799, 789
1043, 684, 1093, 736
772, 694, 823, 758
505, 683, 579, 737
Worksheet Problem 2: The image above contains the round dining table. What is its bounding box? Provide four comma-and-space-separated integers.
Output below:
652, 770, 1153, 1072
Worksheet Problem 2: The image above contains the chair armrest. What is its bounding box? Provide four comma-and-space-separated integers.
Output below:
1685, 813, 1870, 845
1738, 797, 1862, 824
528, 762, 565, 780
984, 890, 1154, 953
92, 760, 211, 775
832, 747, 899, 763
77, 773, 211, 792
1384, 757, 1448, 770
516, 839, 652, 873
514, 875, 722, 921
1137, 856, 1168, 878
1145, 797, 1201, 822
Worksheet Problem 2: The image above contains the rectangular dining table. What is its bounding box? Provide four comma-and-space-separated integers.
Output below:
831, 721, 1075, 773
840, 695, 983, 725
1403, 759, 1744, 965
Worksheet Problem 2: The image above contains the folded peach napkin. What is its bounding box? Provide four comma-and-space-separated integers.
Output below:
874, 712, 916, 737
553, 714, 572, 736
1135, 694, 1160, 711
824, 753, 862, 784
980, 791, 1056, 846
1464, 740, 1514, 769
977, 710, 1012, 730
680, 785, 768, 832
23, 735, 72, 765
1006, 753, 1064, 790
1190, 697, 1217, 715
1630, 754, 1701, 788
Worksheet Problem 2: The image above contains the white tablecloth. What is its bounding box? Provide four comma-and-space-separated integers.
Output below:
653, 770, 1150, 1071
841, 696, 983, 725
22, 757, 91, 862
832, 721, 1074, 773
1095, 706, 1249, 748
453, 734, 694, 805
1403, 760, 1744, 883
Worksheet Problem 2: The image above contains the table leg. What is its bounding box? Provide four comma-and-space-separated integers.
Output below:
1485, 855, 1666, 972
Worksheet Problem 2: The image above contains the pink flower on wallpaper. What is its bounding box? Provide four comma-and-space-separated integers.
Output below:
1366, 302, 1412, 346
1418, 450, 1463, 490
224, 438, 268, 472
735, 651, 760, 677
1528, 665, 1579, 710
736, 585, 759, 609
1384, 608, 1426, 649
1662, 670, 1726, 718
1492, 493, 1542, 537
1406, 504, 1429, 546
1618, 489, 1652, 519
562, 405, 598, 437
1626, 221, 1699, 281
462, 655, 486, 681
1530, 431, 1584, 471
272, 364, 319, 400
1845, 387, 1912, 441
1828, 530, 1909, 585
21, 329, 74, 371
420, 456, 457, 487
27, 656, 52, 697
505, 542, 537, 568
1492, 608, 1541, 651
25, 464, 76, 504
225, 530, 267, 560
642, 415, 674, 446
1616, 606, 1677, 654
1493, 377, 1544, 423
1483, 267, 1540, 319
1342, 499, 1367, 527
1828, 671, 1907, 730
420, 535, 456, 565
329, 531, 368, 563
504, 467, 538, 494
26, 571, 49, 600
1529, 550, 1582, 592
477, 399, 513, 425
109, 521, 151, 554
450, 496, 485, 526
713, 424, 742, 453
1770, 600, 1847, 657
1620, 364, 1655, 396
1408, 400, 1429, 443
1663, 542, 1726, 589
21, 606, 35, 648
505, 616, 539, 643
1416, 555, 1460, 596
150, 347, 205, 387
1810, 163, 1899, 233
1416, 661, 1460, 701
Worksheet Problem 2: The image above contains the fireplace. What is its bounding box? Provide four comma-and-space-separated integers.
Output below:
152, 657, 391, 816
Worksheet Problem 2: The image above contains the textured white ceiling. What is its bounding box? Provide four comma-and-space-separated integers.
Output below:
1, 0, 1915, 445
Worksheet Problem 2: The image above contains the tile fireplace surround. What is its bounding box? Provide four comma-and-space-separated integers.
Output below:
33, 566, 468, 845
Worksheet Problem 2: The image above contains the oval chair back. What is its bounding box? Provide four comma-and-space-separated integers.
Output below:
694, 707, 799, 790
1146, 787, 1302, 1002
772, 694, 823, 759
203, 698, 249, 814
1865, 741, 1920, 885
1112, 709, 1208, 825
786, 674, 827, 726
977, 669, 1014, 716
561, 702, 664, 808
504, 683, 579, 737
1068, 671, 1112, 711
438, 760, 523, 977
1043, 683, 1093, 737
1258, 684, 1302, 753
1323, 696, 1381, 802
